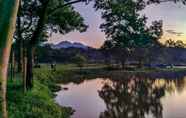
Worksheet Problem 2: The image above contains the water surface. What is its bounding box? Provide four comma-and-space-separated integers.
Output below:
55, 72, 186, 118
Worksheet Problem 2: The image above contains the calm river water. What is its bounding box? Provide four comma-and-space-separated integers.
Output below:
55, 71, 186, 118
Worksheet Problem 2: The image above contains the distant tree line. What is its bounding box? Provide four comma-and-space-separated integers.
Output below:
165, 39, 186, 48
35, 42, 186, 67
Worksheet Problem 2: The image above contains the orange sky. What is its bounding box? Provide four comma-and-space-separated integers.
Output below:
142, 3, 186, 44
49, 2, 186, 48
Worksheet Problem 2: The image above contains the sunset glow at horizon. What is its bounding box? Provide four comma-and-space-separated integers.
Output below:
49, 2, 186, 48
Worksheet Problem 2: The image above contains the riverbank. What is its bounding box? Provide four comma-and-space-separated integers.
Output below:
45, 63, 186, 72
5, 64, 186, 117
40, 64, 186, 83
4, 69, 71, 118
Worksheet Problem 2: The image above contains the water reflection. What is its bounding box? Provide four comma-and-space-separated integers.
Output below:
99, 76, 165, 118
55, 71, 186, 118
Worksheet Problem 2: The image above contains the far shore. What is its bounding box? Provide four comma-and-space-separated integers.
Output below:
36, 64, 186, 81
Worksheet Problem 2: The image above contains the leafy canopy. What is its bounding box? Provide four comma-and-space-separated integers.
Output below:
95, 0, 163, 49
14, 0, 88, 44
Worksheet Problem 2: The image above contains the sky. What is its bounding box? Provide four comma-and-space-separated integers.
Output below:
49, 1, 186, 48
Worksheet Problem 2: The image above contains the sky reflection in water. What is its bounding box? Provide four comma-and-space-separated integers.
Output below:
55, 73, 186, 118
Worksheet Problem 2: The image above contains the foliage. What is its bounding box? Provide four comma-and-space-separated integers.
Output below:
14, 0, 88, 44
96, 0, 163, 68
0, 71, 71, 118
72, 54, 87, 68
35, 44, 98, 63
165, 39, 186, 48
96, 0, 163, 49
13, 0, 89, 89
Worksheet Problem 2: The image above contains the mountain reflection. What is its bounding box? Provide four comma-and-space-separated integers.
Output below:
98, 75, 186, 118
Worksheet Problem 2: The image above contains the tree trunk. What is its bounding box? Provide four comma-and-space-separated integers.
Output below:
10, 49, 15, 81
25, 1, 49, 89
32, 48, 35, 67
16, 39, 23, 73
23, 56, 27, 92
0, 0, 20, 118
17, 12, 23, 73
26, 46, 33, 89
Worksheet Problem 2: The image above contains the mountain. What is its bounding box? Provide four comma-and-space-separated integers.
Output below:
51, 41, 89, 49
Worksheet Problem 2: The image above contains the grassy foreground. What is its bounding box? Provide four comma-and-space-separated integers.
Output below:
2, 68, 71, 118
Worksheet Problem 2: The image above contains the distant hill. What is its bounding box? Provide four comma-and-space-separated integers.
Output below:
51, 41, 90, 49
39, 42, 186, 65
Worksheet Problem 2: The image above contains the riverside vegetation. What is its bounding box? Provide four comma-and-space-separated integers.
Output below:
1, 67, 72, 118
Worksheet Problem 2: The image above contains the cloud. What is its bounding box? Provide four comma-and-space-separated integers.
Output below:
166, 30, 184, 36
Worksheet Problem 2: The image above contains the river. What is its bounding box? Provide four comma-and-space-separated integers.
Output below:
55, 71, 186, 118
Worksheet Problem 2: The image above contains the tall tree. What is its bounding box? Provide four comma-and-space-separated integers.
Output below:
0, 0, 20, 117
96, 0, 163, 68
14, 0, 89, 89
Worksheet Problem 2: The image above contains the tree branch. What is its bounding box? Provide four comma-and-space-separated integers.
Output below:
48, 0, 83, 16
147, 0, 186, 4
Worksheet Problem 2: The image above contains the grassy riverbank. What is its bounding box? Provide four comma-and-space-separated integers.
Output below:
45, 63, 186, 72
41, 63, 186, 76
5, 69, 71, 118
4, 63, 186, 117
34, 64, 186, 84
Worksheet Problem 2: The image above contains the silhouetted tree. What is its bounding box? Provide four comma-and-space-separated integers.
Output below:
96, 0, 163, 69
14, 0, 89, 89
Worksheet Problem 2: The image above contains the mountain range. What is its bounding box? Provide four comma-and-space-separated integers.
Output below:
51, 41, 90, 49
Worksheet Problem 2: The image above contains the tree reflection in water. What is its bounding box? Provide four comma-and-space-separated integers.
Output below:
59, 71, 186, 118
99, 76, 166, 118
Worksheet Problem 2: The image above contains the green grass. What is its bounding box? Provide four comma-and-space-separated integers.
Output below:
39, 63, 186, 74
1, 68, 71, 118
